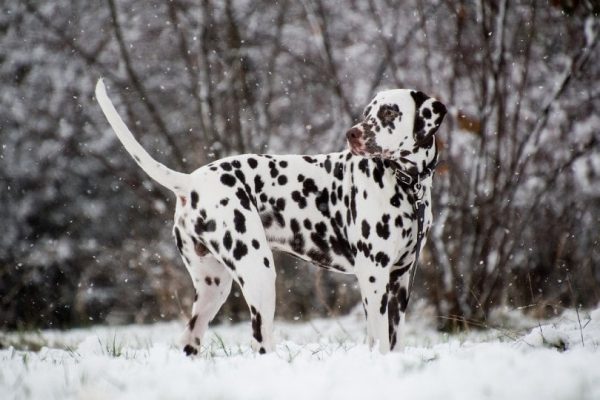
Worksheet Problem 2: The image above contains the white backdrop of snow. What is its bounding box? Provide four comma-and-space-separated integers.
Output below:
1, 306, 600, 400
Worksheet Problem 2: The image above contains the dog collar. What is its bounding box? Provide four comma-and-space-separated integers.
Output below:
390, 149, 438, 190
388, 145, 438, 302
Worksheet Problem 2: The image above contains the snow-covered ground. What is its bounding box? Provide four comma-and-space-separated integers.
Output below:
2, 305, 600, 400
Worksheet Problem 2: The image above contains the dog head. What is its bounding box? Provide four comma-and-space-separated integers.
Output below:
346, 89, 447, 162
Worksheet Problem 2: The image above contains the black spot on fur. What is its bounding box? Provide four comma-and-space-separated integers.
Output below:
410, 90, 429, 108
375, 252, 390, 267
372, 161, 385, 188
277, 175, 288, 185
350, 187, 358, 222
233, 209, 246, 233
291, 191, 307, 208
361, 220, 371, 239
329, 233, 354, 265
315, 189, 330, 216
263, 257, 270, 268
275, 198, 286, 211
290, 218, 304, 253
220, 198, 229, 206
414, 115, 425, 136
380, 293, 388, 314
302, 178, 318, 196
399, 287, 409, 312
315, 221, 327, 237
247, 158, 258, 169
236, 188, 251, 210
390, 191, 403, 207
220, 162, 232, 171
188, 314, 198, 330
333, 163, 344, 180
234, 169, 246, 183
254, 175, 265, 194
377, 104, 401, 129
269, 161, 279, 178
303, 219, 312, 230
252, 239, 260, 249
195, 216, 217, 235
222, 257, 236, 270
273, 212, 285, 227
358, 159, 370, 176
233, 240, 248, 260
376, 216, 390, 240
221, 173, 236, 187
252, 312, 263, 343
223, 231, 233, 250
391, 265, 411, 279
388, 295, 399, 349
261, 213, 274, 228
432, 101, 446, 115
334, 211, 344, 227
190, 191, 199, 209
205, 277, 212, 286
395, 215, 404, 227
174, 227, 183, 254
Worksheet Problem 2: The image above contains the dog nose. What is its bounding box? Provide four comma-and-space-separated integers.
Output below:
346, 127, 362, 141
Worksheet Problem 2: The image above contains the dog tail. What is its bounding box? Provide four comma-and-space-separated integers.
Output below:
95, 79, 189, 195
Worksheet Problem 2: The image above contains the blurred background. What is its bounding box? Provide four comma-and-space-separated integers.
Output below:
1, 0, 598, 331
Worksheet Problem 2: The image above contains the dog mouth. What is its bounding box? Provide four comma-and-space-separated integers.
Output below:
347, 139, 366, 156
347, 140, 388, 159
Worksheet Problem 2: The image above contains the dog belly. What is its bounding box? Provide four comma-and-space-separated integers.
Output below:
261, 205, 356, 274
265, 233, 355, 274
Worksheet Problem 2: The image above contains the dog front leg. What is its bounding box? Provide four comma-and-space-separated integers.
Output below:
357, 266, 392, 354
387, 267, 411, 352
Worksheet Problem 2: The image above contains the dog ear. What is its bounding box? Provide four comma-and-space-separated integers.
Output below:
411, 91, 447, 146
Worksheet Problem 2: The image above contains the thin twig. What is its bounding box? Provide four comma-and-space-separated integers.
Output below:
106, 0, 186, 169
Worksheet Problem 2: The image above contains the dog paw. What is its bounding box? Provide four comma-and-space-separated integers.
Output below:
183, 344, 199, 357
251, 339, 272, 354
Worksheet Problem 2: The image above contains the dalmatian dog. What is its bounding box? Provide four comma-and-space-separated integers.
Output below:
95, 79, 446, 354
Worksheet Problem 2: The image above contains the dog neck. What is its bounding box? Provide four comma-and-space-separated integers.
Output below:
388, 139, 438, 189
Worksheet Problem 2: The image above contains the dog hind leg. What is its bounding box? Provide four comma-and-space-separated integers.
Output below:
180, 254, 233, 356
228, 241, 277, 354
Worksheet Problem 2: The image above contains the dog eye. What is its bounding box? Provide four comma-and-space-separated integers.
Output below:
377, 104, 401, 126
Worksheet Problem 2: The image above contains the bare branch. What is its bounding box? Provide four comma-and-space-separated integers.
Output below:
106, 0, 186, 169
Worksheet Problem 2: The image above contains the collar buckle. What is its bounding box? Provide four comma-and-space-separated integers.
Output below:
395, 169, 413, 186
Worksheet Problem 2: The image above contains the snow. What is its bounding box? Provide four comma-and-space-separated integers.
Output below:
2, 306, 600, 400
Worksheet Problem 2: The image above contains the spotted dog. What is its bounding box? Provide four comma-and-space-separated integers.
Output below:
95, 79, 447, 354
